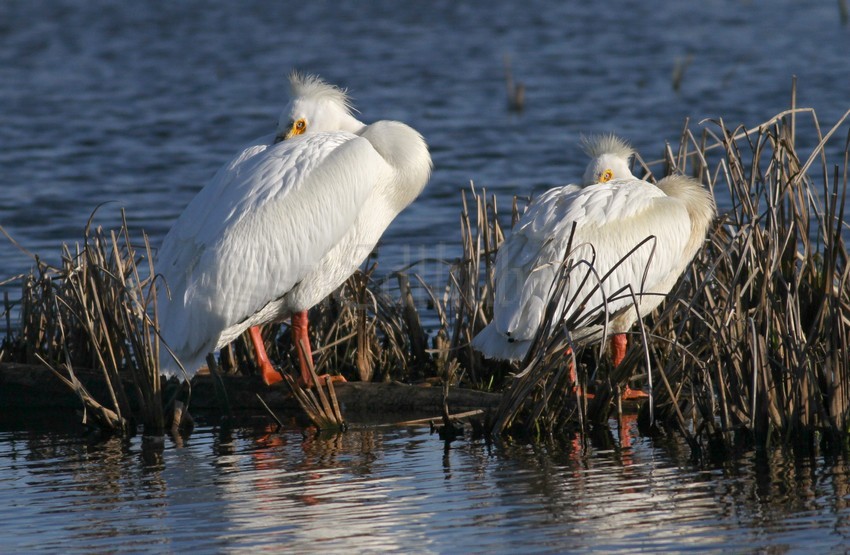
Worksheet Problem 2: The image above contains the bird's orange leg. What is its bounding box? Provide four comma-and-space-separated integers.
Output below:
291, 310, 314, 387
565, 347, 593, 398
249, 326, 283, 386
610, 336, 645, 453
291, 310, 346, 388
610, 333, 628, 367
610, 333, 648, 400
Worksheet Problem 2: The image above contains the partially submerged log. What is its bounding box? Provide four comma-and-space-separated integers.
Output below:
1, 362, 112, 410
0, 362, 501, 422
183, 373, 501, 417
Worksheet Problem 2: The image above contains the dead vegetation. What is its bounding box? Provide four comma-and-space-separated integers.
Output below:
1, 209, 164, 435
2, 90, 849, 451
642, 107, 850, 451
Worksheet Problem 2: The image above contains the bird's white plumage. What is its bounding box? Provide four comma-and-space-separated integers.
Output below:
157, 73, 431, 376
473, 136, 715, 361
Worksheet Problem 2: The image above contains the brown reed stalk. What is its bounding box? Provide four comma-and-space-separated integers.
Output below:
639, 104, 850, 450
3, 209, 164, 434
305, 267, 420, 383
283, 338, 345, 431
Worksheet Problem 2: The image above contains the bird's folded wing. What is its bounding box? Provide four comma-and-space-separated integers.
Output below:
157, 131, 385, 352
492, 180, 691, 340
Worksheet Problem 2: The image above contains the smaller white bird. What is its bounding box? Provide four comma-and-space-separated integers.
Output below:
472, 134, 715, 397
156, 73, 432, 387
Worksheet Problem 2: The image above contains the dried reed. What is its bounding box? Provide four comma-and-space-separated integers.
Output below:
2, 86, 848, 451
283, 340, 345, 431
638, 103, 850, 450
1, 209, 164, 435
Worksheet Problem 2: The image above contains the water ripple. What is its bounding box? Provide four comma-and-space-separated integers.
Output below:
3, 423, 850, 552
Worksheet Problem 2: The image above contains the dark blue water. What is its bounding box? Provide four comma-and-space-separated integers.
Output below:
2, 1, 850, 551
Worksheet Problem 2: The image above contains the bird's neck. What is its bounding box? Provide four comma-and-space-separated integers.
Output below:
361, 121, 432, 213
342, 114, 367, 135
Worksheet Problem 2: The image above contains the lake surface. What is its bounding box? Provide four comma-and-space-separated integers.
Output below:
2, 416, 850, 554
2, 1, 850, 552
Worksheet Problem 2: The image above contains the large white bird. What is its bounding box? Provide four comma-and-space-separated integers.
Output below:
156, 73, 432, 387
472, 135, 714, 396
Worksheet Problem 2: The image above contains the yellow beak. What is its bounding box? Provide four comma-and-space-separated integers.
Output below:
275, 120, 305, 144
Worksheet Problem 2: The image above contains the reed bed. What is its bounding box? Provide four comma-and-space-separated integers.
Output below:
1, 210, 163, 435
638, 108, 850, 450
2, 93, 849, 451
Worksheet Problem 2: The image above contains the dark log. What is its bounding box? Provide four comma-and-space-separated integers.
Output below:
189, 373, 501, 416
0, 363, 501, 423
1, 362, 107, 410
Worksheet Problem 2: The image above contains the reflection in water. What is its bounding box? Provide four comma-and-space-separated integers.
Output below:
2, 420, 850, 552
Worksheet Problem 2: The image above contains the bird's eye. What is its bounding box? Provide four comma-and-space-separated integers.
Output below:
600, 169, 614, 183
281, 118, 308, 141
284, 118, 308, 140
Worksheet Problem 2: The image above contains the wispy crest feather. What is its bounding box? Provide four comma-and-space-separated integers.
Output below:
288, 71, 356, 113
580, 133, 634, 160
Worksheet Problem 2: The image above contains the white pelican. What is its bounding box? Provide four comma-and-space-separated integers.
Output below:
156, 72, 432, 387
472, 135, 714, 397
